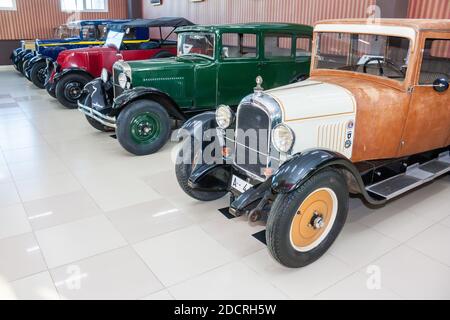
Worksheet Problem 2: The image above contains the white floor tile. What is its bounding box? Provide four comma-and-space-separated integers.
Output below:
0, 165, 12, 185
169, 262, 287, 300
15, 172, 82, 202
441, 216, 450, 228
0, 272, 59, 300
23, 191, 102, 230
243, 250, 353, 299
35, 215, 127, 268
0, 233, 47, 281
51, 247, 163, 300
2, 145, 58, 165
315, 271, 400, 300
406, 224, 450, 267
8, 156, 69, 181
329, 222, 399, 270
142, 289, 174, 300
0, 204, 31, 240
107, 199, 194, 243
0, 182, 21, 208
133, 226, 235, 286
368, 245, 450, 299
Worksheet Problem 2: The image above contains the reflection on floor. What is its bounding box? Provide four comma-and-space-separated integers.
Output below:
0, 66, 449, 300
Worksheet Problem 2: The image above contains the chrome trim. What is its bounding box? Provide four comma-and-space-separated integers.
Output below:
78, 101, 117, 129
233, 91, 283, 181
272, 123, 296, 154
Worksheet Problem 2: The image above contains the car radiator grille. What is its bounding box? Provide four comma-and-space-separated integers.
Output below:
234, 103, 276, 180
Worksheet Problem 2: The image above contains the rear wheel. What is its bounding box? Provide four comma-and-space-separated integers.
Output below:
85, 116, 114, 132
30, 61, 47, 89
116, 100, 171, 156
266, 169, 349, 268
56, 73, 92, 109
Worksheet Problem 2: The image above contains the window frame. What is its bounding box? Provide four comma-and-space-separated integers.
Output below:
60, 0, 109, 13
295, 35, 313, 58
263, 33, 295, 60
418, 37, 450, 85
0, 0, 16, 11
220, 32, 259, 61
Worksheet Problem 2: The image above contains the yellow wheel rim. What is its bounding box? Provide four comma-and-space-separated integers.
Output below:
290, 188, 338, 252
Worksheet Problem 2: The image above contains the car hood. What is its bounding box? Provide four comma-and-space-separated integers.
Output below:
127, 56, 211, 72
56, 46, 114, 63
266, 79, 356, 122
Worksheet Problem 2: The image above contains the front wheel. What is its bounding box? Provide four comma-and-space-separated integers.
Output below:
116, 100, 171, 156
55, 73, 92, 109
30, 61, 47, 89
175, 138, 227, 201
266, 169, 349, 268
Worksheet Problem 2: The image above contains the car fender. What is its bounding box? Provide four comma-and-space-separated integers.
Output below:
176, 112, 216, 141
271, 149, 386, 205
22, 52, 35, 62
25, 54, 46, 72
53, 68, 93, 84
112, 87, 186, 121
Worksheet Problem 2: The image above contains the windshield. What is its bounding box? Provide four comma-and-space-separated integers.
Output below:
177, 32, 215, 59
315, 32, 411, 81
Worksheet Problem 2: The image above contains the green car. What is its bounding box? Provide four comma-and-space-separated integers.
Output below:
78, 23, 313, 155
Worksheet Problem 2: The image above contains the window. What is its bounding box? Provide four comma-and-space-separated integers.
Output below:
61, 0, 108, 12
315, 32, 411, 82
265, 34, 292, 58
296, 36, 312, 57
0, 0, 16, 10
221, 33, 257, 59
419, 39, 450, 85
178, 33, 215, 59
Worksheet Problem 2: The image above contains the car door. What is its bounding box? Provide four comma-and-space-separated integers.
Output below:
399, 33, 450, 156
217, 32, 260, 107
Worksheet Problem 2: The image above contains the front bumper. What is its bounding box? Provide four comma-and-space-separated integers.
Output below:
78, 78, 116, 129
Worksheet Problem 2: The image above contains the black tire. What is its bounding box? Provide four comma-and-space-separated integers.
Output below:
46, 83, 57, 98
55, 73, 92, 109
116, 100, 171, 156
21, 59, 30, 77
175, 138, 227, 202
30, 60, 47, 89
17, 58, 26, 74
266, 169, 349, 268
153, 51, 175, 59
85, 115, 114, 132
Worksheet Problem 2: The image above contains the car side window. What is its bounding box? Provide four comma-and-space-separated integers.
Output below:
97, 24, 108, 40
221, 33, 257, 59
81, 26, 97, 40
296, 36, 312, 57
419, 39, 450, 85
264, 34, 293, 58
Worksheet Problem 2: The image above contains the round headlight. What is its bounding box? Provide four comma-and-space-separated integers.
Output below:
101, 68, 109, 83
215, 105, 234, 129
272, 124, 295, 153
118, 73, 128, 89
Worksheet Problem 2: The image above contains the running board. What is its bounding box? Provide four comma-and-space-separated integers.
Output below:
366, 151, 450, 200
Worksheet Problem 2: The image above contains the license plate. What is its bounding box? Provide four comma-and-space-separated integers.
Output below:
231, 175, 253, 194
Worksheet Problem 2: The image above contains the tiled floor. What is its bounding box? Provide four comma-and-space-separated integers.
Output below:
0, 66, 449, 300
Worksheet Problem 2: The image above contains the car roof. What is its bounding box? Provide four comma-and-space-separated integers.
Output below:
111, 17, 195, 30
68, 20, 131, 27
176, 23, 313, 34
315, 19, 450, 32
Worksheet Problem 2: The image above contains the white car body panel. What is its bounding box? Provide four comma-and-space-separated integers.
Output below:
266, 80, 357, 159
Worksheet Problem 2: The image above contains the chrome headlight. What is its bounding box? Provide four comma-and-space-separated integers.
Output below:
118, 72, 128, 89
272, 124, 295, 153
101, 68, 109, 83
215, 105, 234, 129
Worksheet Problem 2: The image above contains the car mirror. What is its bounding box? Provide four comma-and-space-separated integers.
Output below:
433, 78, 449, 93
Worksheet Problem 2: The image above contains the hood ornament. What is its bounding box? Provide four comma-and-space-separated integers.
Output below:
254, 76, 264, 95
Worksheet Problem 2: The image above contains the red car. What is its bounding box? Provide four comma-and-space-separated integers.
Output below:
45, 17, 194, 109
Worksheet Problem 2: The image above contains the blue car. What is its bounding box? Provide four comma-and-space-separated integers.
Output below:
11, 19, 149, 88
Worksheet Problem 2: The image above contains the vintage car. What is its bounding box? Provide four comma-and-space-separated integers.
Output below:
175, 19, 450, 268
78, 23, 313, 155
16, 20, 144, 88
47, 17, 194, 109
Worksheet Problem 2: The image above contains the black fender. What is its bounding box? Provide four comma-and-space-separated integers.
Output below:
271, 149, 386, 206
53, 68, 93, 84
21, 52, 35, 63
176, 111, 216, 142
24, 54, 46, 75
112, 87, 186, 121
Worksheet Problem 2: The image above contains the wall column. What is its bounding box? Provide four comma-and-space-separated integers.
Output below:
127, 0, 143, 19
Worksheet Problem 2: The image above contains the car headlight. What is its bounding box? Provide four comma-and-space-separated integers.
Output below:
118, 72, 128, 89
101, 68, 109, 83
272, 124, 295, 153
215, 105, 234, 129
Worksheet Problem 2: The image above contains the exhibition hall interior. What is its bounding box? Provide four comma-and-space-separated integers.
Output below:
0, 0, 449, 302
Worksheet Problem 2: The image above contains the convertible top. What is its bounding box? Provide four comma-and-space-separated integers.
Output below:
111, 17, 195, 31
